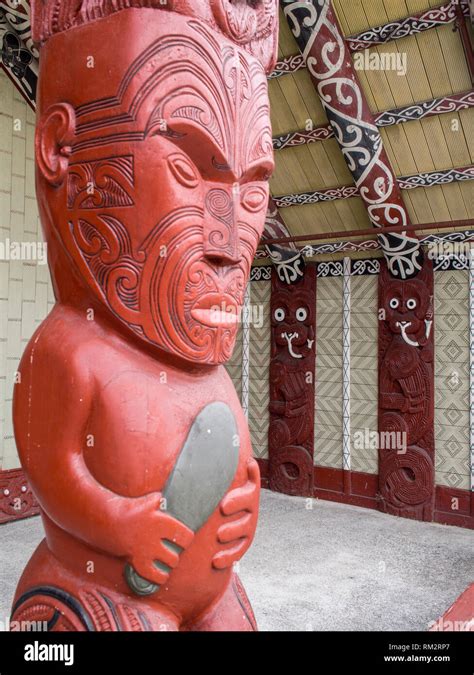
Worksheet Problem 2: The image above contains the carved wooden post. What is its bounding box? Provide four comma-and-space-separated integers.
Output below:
11, 0, 278, 632
378, 259, 435, 521
268, 266, 316, 496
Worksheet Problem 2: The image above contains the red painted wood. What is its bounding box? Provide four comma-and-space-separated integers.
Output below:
434, 486, 474, 529
313, 467, 379, 510
314, 466, 344, 493
350, 471, 379, 499
435, 484, 471, 516
11, 0, 278, 632
268, 266, 316, 496
378, 259, 435, 521
430, 583, 474, 631
455, 2, 474, 83
256, 458, 270, 489
0, 469, 39, 524
312, 466, 474, 529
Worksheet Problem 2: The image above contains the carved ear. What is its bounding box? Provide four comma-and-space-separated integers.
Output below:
36, 103, 76, 187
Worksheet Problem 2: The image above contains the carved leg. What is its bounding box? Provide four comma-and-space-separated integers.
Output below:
183, 574, 257, 632
11, 540, 179, 632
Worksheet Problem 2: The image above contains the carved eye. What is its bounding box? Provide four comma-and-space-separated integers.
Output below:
296, 307, 308, 322
407, 298, 417, 310
389, 298, 399, 309
241, 185, 267, 213
167, 153, 199, 188
274, 308, 285, 322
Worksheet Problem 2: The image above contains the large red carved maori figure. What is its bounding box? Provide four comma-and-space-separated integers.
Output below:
378, 260, 435, 521
11, 1, 278, 632
268, 266, 316, 496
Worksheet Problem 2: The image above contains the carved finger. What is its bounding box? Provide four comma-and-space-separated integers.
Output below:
166, 523, 194, 551
247, 458, 260, 484
156, 540, 183, 569
212, 539, 250, 570
217, 513, 252, 544
131, 558, 169, 587
220, 482, 255, 516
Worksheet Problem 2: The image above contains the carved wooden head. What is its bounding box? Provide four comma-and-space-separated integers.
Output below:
380, 261, 433, 342
32, 7, 276, 364
271, 273, 315, 360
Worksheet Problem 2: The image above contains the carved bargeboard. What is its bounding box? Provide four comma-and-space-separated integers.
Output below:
268, 266, 316, 496
378, 259, 435, 521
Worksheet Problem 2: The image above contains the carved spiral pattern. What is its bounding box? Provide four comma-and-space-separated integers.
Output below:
379, 447, 434, 507
269, 446, 313, 496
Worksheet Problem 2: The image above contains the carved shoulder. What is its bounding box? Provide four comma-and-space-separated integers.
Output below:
13, 307, 96, 460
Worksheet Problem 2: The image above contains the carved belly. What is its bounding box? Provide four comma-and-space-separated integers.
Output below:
126, 401, 239, 595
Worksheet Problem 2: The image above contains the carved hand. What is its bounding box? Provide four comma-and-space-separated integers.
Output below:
401, 393, 425, 415
285, 396, 309, 417
212, 459, 260, 570
380, 392, 406, 410
120, 492, 194, 586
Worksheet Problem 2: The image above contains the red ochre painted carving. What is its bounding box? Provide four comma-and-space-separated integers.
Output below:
11, 1, 278, 632
0, 469, 39, 524
268, 266, 316, 496
378, 259, 435, 521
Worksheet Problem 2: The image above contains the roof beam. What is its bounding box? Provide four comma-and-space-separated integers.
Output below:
259, 219, 474, 248
347, 0, 469, 52
454, 0, 474, 83
273, 90, 474, 150
280, 0, 423, 279
268, 53, 306, 79
273, 166, 474, 207
263, 197, 306, 284
270, 1, 470, 78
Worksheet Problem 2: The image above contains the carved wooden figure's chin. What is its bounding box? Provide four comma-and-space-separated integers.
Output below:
12, 3, 278, 632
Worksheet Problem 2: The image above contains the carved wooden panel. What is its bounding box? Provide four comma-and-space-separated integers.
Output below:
378, 259, 435, 520
268, 266, 316, 496
0, 469, 39, 524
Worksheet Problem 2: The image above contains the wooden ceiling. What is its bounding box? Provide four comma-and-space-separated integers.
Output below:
269, 0, 474, 243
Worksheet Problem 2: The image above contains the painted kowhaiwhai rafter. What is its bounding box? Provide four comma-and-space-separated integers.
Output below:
346, 0, 470, 52
273, 91, 474, 150
268, 52, 305, 79
263, 197, 306, 285
0, 1, 38, 109
269, 1, 470, 78
256, 230, 474, 263
274, 165, 474, 207
280, 0, 421, 280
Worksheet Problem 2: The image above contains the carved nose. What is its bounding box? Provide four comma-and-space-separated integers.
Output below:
203, 188, 240, 265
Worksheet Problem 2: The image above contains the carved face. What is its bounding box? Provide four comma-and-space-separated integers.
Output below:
36, 13, 274, 365
271, 287, 314, 360
382, 279, 431, 338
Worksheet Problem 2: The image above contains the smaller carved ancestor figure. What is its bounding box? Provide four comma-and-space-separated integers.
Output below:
268, 267, 316, 496
378, 260, 435, 521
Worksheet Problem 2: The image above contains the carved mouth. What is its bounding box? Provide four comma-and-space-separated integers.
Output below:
191, 293, 240, 327
396, 321, 420, 347
282, 332, 303, 359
